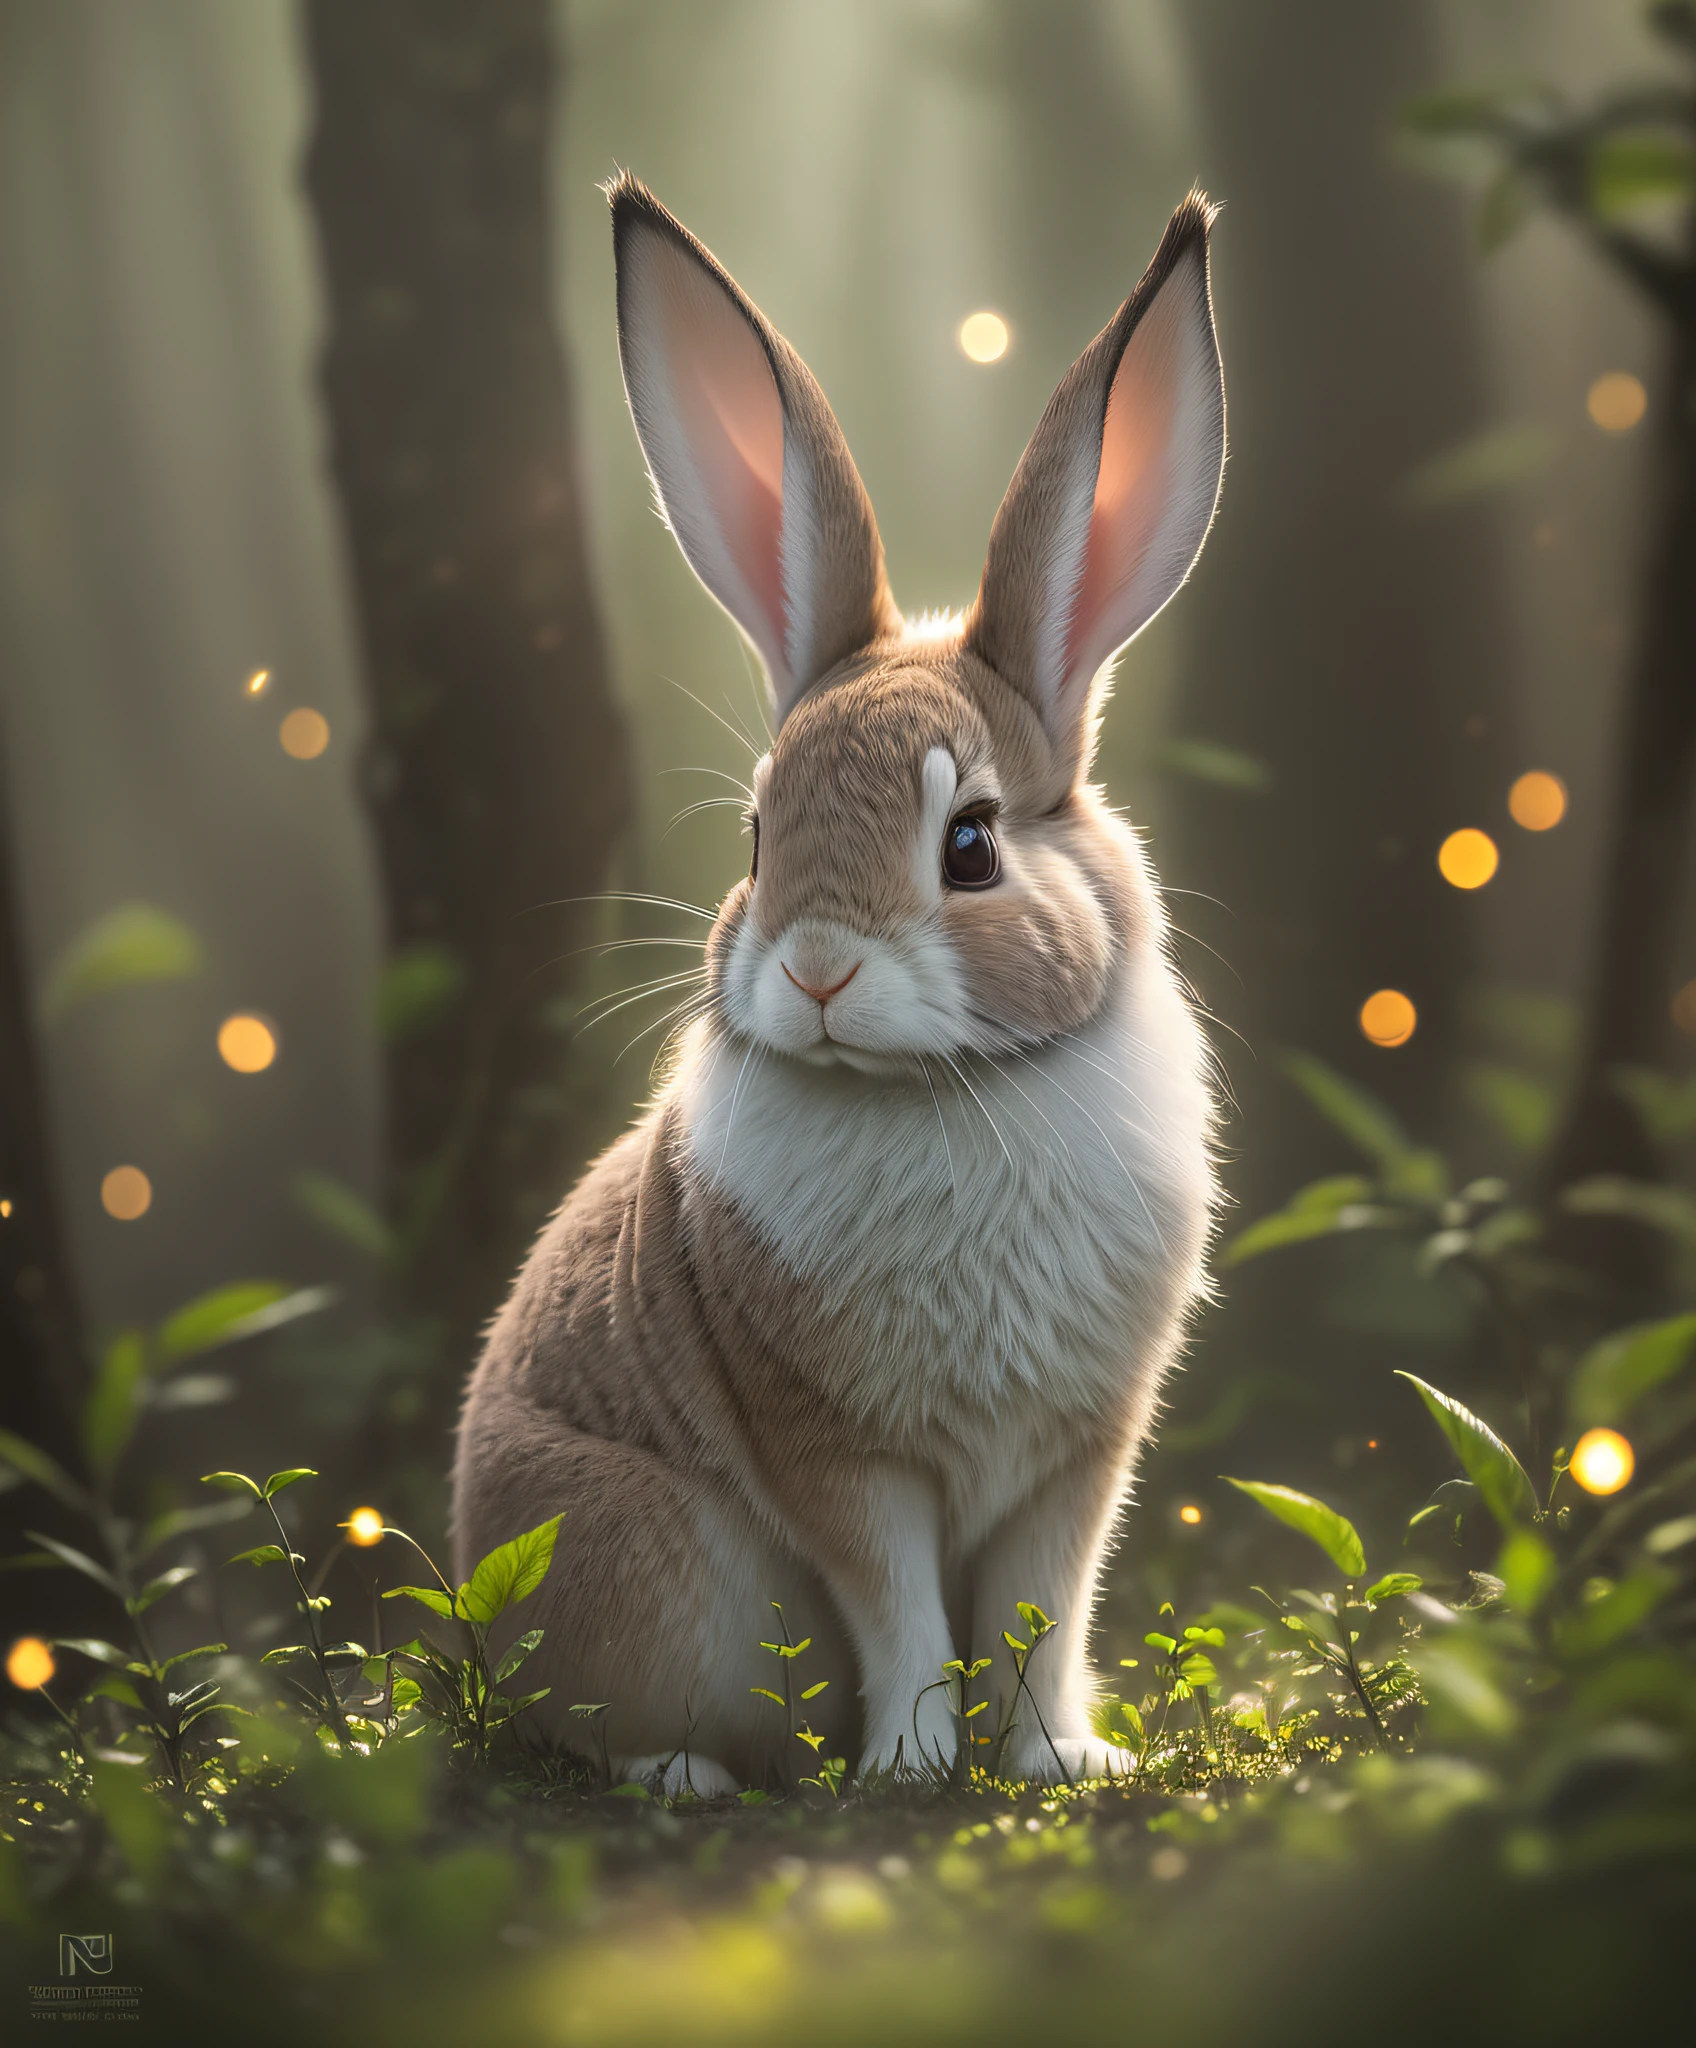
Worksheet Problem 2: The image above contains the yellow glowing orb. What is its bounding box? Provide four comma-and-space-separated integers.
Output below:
959, 312, 1010, 364
1573, 1433, 1638, 1499
218, 1013, 277, 1074
1178, 1504, 1203, 1526
0, 1199, 11, 1218
1586, 373, 1647, 433
247, 669, 270, 696
1438, 828, 1499, 890
6, 1636, 55, 1690
1673, 978, 1696, 1037
345, 1507, 386, 1548
1360, 989, 1417, 1048
1570, 1428, 1634, 1496
100, 1166, 152, 1221
1508, 770, 1567, 831
280, 708, 331, 760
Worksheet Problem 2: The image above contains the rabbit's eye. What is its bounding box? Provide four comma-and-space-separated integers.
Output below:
943, 813, 1000, 890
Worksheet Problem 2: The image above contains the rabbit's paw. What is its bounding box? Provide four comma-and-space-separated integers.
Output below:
617, 1751, 742, 1800
1004, 1735, 1130, 1786
859, 1699, 958, 1784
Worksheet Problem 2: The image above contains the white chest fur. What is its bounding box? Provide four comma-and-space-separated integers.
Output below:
678, 950, 1216, 1440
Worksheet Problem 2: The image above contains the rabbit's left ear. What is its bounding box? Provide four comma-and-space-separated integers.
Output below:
610, 174, 899, 724
967, 193, 1225, 782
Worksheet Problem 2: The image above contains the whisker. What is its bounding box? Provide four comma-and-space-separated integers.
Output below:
918, 1056, 958, 1199
980, 1051, 1075, 1164
574, 971, 708, 1037
1013, 1051, 1166, 1255
614, 993, 713, 1070
941, 1051, 1014, 1174
657, 765, 756, 801
664, 796, 750, 836
717, 1040, 762, 1178
660, 673, 763, 760
532, 890, 718, 924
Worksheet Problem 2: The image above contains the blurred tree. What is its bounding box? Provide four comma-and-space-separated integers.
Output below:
301, 0, 630, 1437
0, 729, 88, 1618
1404, 0, 1696, 1294
1166, 0, 1506, 1212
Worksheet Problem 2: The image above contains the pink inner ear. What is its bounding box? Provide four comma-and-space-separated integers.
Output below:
661, 268, 788, 659
1062, 291, 1183, 686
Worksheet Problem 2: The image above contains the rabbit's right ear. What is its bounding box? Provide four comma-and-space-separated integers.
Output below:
966, 193, 1226, 784
610, 175, 898, 724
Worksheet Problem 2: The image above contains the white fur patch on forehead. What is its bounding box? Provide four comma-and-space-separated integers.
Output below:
914, 748, 958, 900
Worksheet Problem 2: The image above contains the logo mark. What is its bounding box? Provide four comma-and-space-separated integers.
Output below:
59, 1934, 113, 1977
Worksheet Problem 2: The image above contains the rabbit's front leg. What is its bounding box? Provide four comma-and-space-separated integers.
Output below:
970, 1452, 1128, 1784
789, 1462, 957, 1779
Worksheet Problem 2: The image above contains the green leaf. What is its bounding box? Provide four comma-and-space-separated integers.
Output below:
132, 1566, 196, 1612
1553, 1569, 1672, 1658
1399, 424, 1550, 512
382, 1585, 456, 1618
1225, 1175, 1381, 1265
1496, 1529, 1556, 1615
1561, 1177, 1696, 1251
494, 1629, 543, 1684
1222, 1479, 1367, 1577
1151, 737, 1270, 792
800, 1680, 830, 1700
226, 1544, 291, 1568
27, 1531, 122, 1597
1016, 1602, 1053, 1635
1281, 1053, 1444, 1197
0, 1429, 91, 1511
160, 1643, 227, 1672
1396, 1374, 1536, 1528
156, 1281, 321, 1363
461, 1512, 565, 1626
1570, 1313, 1696, 1427
1144, 1632, 1177, 1655
53, 1637, 134, 1669
376, 942, 468, 1043
260, 1644, 315, 1667
262, 1468, 317, 1499
137, 1495, 253, 1557
1399, 82, 1548, 139
1588, 132, 1696, 217
1462, 1064, 1556, 1152
1363, 1572, 1423, 1604
200, 1470, 263, 1498
81, 1331, 149, 1484
292, 1170, 397, 1262
750, 1687, 785, 1706
40, 902, 203, 1022
1610, 1066, 1696, 1144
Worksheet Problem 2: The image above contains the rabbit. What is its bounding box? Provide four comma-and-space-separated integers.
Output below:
451, 171, 1226, 1795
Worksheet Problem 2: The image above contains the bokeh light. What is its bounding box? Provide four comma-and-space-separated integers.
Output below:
1178, 1504, 1203, 1526
218, 1013, 277, 1074
345, 1507, 386, 1548
1570, 1428, 1634, 1496
6, 1637, 55, 1690
1673, 978, 1696, 1037
1508, 770, 1567, 831
959, 312, 1010, 364
100, 1166, 152, 1221
1586, 372, 1647, 432
1360, 989, 1417, 1048
1438, 828, 1499, 889
247, 669, 270, 695
280, 708, 331, 760
0, 1199, 11, 1219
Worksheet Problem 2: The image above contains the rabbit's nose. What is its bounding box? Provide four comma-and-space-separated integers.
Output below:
781, 960, 862, 1006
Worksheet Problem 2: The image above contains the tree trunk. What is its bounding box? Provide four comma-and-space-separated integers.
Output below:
1545, 321, 1696, 1292
0, 725, 89, 1619
301, 0, 630, 1420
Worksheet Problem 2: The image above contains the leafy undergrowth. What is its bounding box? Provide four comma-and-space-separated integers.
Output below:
4, 1055, 1695, 2044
